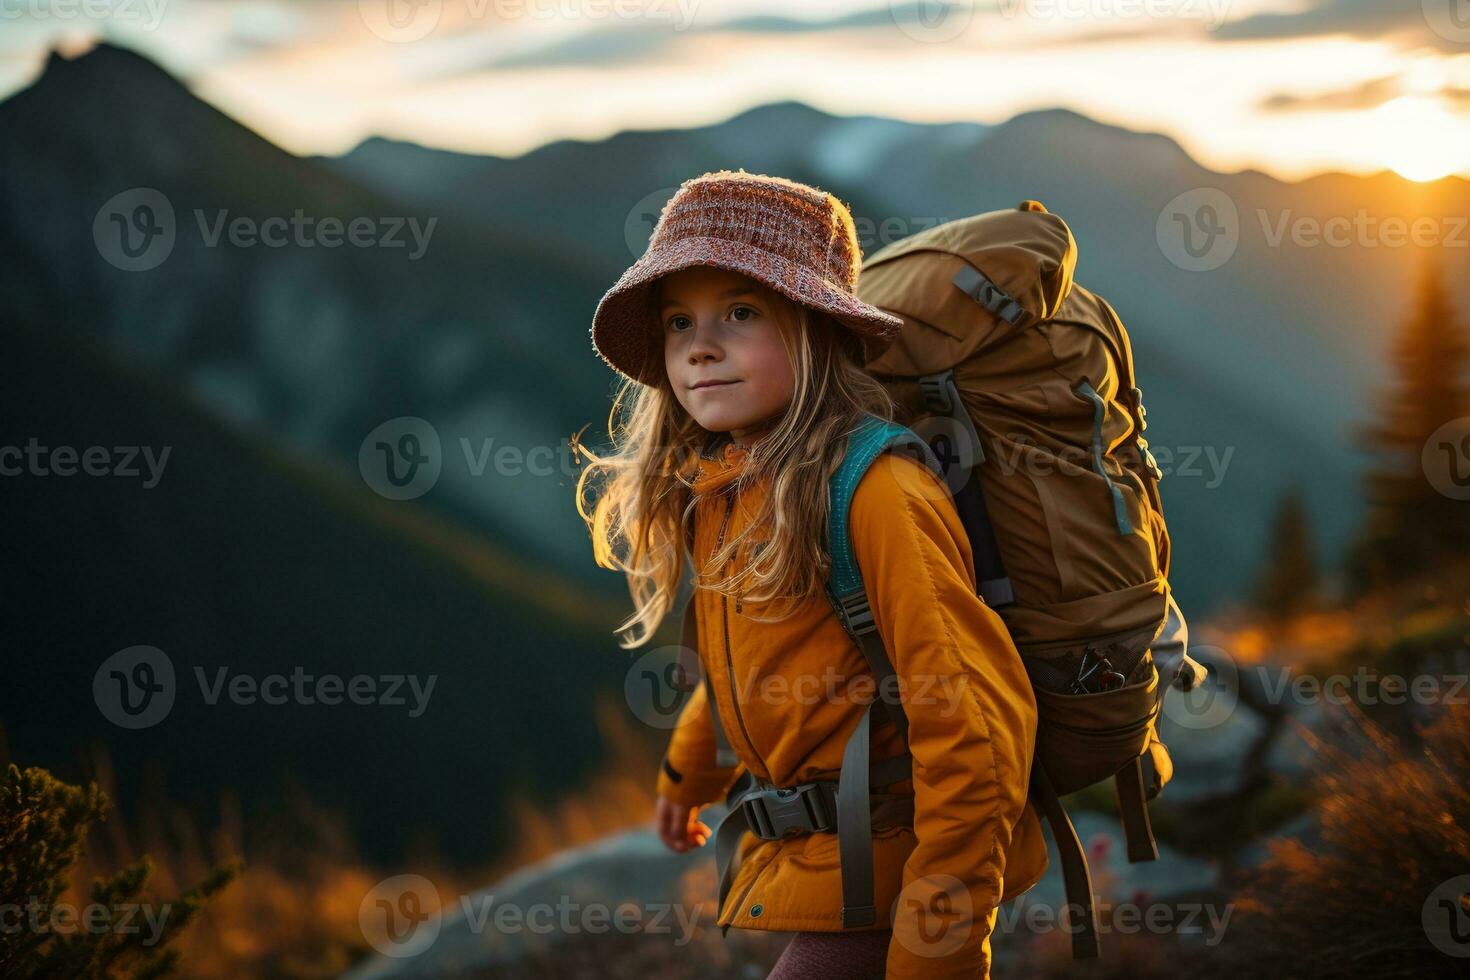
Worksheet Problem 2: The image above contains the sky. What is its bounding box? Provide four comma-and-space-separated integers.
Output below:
3, 0, 1470, 181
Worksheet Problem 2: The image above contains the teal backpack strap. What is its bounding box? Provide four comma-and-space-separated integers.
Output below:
826, 413, 944, 737
825, 414, 944, 928
827, 414, 944, 596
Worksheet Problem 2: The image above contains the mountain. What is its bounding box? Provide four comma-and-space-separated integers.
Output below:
0, 43, 614, 580
327, 100, 1470, 614
0, 311, 633, 867
8, 41, 1468, 623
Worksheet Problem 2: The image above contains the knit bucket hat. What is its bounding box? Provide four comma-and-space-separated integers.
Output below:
591, 169, 904, 385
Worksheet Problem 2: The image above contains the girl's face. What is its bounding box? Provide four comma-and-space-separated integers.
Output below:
658, 266, 797, 446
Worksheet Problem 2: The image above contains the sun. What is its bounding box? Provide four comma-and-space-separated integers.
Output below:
1374, 95, 1470, 182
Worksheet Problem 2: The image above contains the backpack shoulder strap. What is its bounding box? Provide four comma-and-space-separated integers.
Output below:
823, 415, 943, 927
827, 414, 944, 599
825, 414, 944, 741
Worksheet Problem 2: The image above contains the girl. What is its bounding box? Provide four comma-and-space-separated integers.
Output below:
576, 170, 1046, 979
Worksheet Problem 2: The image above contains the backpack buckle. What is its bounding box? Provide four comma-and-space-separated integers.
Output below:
829, 587, 878, 636
741, 781, 836, 840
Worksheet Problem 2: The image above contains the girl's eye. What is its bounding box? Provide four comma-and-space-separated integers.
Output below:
667, 314, 691, 332
731, 305, 758, 322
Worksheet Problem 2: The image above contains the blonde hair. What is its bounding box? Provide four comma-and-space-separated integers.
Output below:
573, 278, 894, 648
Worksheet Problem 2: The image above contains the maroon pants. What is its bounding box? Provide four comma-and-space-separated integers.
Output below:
765, 928, 892, 979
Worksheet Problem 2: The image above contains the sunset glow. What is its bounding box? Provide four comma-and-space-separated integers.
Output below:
1, 0, 1468, 181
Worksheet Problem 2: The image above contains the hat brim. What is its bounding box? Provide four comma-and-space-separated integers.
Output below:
591, 236, 903, 385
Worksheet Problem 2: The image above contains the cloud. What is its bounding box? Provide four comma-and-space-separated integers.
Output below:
481, 2, 983, 72
713, 2, 975, 34
1257, 74, 1402, 112
487, 26, 673, 70
1214, 0, 1461, 51
1258, 74, 1470, 116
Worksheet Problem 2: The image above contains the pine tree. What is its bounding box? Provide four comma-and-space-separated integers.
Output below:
0, 764, 238, 978
1351, 254, 1470, 591
1256, 488, 1318, 620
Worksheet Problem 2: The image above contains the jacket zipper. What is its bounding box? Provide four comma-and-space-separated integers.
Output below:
711, 478, 775, 925
713, 489, 770, 784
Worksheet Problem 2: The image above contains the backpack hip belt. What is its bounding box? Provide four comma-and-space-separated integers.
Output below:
711, 708, 916, 935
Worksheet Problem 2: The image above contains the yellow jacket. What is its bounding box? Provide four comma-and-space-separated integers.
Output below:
655, 435, 1048, 978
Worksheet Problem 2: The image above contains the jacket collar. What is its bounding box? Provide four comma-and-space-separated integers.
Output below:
681, 431, 752, 495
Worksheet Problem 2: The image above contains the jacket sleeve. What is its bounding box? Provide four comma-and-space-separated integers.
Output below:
654, 673, 745, 808
848, 452, 1038, 980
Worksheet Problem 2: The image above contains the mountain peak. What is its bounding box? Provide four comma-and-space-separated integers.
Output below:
38, 40, 188, 100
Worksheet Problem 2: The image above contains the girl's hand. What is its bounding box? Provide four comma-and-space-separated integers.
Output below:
654, 795, 711, 853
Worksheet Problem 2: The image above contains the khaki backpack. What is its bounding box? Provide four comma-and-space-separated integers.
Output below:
855, 200, 1203, 958
685, 201, 1202, 959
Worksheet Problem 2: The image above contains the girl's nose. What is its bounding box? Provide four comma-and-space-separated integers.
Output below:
687, 318, 724, 362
